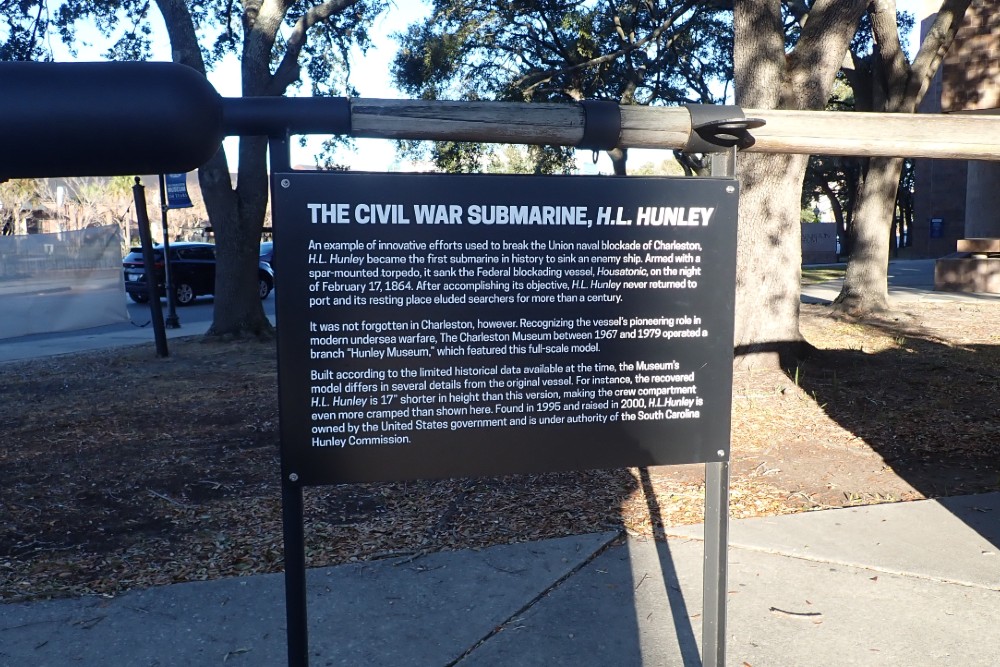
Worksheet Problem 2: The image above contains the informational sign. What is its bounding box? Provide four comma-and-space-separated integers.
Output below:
163, 172, 193, 209
801, 222, 838, 264
273, 172, 737, 485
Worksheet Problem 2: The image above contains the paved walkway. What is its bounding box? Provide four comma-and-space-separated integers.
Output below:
800, 258, 1000, 305
2, 494, 998, 665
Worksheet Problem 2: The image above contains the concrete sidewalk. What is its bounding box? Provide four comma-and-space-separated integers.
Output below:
2, 493, 998, 666
801, 258, 1000, 305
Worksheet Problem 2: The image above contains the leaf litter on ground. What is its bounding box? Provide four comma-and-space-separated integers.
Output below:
1, 301, 998, 602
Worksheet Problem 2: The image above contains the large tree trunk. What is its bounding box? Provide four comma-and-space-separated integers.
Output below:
834, 0, 972, 316
197, 139, 273, 338
732, 0, 867, 369
155, 0, 274, 338
734, 152, 812, 366
834, 156, 904, 314
204, 137, 272, 338
203, 2, 278, 338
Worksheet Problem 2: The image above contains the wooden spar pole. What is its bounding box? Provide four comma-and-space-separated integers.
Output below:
737, 109, 1000, 161
349, 99, 1000, 161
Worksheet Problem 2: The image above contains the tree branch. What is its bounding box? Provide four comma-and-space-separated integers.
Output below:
511, 0, 698, 96
783, 0, 867, 109
867, 0, 910, 111
241, 0, 285, 96
905, 0, 973, 107
268, 0, 361, 96
152, 0, 207, 72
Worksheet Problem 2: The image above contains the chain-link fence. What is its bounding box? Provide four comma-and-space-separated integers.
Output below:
0, 225, 128, 339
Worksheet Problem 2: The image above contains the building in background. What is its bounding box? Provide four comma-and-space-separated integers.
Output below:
912, 0, 1000, 258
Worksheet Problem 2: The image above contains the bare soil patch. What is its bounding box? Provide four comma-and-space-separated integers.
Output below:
2, 300, 999, 602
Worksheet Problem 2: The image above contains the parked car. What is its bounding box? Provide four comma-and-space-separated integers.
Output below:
123, 242, 274, 305
260, 241, 274, 267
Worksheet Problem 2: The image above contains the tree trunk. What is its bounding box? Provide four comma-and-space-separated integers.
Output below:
155, 0, 274, 339
198, 139, 273, 338
834, 0, 972, 316
833, 156, 904, 314
732, 0, 867, 369
608, 147, 628, 175
204, 136, 272, 338
734, 151, 812, 367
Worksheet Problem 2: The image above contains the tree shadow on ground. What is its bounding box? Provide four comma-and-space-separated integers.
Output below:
789, 306, 1000, 541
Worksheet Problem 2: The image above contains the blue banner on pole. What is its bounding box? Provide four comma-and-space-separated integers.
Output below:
164, 172, 193, 209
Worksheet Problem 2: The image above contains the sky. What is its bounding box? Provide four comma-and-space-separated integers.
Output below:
223, 6, 432, 171
55, 1, 927, 173
54, 4, 431, 172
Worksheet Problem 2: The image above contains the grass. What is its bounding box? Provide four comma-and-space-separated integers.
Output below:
801, 265, 846, 285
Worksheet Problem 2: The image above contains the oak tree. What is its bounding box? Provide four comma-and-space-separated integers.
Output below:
732, 0, 868, 368
832, 0, 971, 316
393, 0, 732, 174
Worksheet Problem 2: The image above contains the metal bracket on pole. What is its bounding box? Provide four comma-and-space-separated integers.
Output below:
577, 100, 622, 157
684, 105, 764, 153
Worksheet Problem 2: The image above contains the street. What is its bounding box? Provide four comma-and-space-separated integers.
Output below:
127, 292, 274, 335
0, 292, 277, 364
124, 293, 276, 330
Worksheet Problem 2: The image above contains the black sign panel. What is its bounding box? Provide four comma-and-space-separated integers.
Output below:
273, 172, 737, 485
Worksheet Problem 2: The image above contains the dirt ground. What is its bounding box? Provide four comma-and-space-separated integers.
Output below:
2, 299, 999, 602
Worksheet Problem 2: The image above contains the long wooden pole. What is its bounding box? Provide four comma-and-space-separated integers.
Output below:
349, 99, 1000, 161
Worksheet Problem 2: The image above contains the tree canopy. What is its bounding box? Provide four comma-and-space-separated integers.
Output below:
393, 0, 732, 173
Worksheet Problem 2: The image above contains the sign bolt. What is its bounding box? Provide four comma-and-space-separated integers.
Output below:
280, 178, 291, 189
717, 450, 726, 457
288, 473, 299, 482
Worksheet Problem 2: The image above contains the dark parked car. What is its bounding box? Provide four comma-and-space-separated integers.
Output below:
260, 241, 274, 267
123, 242, 274, 305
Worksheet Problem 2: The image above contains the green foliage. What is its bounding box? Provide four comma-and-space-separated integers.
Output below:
0, 178, 42, 209
396, 1, 731, 104
392, 0, 732, 172
430, 141, 487, 174
485, 145, 577, 175
0, 1, 50, 60
52, 0, 154, 61
4, 1, 384, 99
630, 159, 684, 177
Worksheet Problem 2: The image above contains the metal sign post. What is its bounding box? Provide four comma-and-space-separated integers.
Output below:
131, 177, 169, 357
701, 146, 738, 667
269, 136, 311, 667
157, 173, 188, 329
